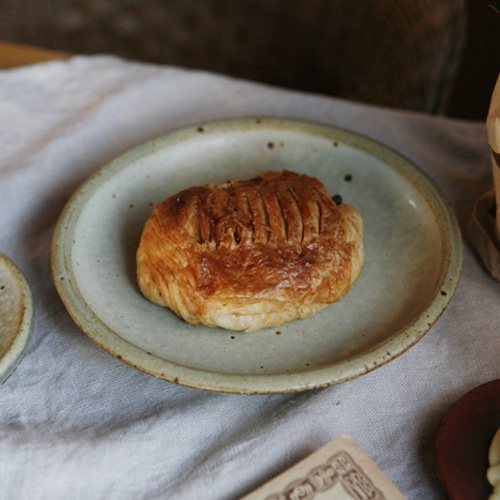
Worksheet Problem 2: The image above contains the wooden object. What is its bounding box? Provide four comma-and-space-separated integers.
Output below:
0, 40, 70, 69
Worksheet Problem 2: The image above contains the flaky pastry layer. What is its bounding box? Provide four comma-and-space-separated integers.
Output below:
137, 170, 364, 331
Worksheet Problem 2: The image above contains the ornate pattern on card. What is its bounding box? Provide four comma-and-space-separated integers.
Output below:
240, 435, 406, 500
264, 450, 385, 500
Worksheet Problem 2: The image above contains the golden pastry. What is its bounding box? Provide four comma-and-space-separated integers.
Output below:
136, 170, 364, 331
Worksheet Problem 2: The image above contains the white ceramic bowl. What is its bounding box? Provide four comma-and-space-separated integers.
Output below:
0, 254, 34, 384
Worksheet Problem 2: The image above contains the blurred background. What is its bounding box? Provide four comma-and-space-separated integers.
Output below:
0, 0, 499, 121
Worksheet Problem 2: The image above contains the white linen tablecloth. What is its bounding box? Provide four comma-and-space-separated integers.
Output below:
0, 56, 498, 500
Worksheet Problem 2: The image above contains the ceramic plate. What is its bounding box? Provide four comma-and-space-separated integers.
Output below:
435, 379, 500, 499
0, 253, 34, 384
51, 118, 463, 394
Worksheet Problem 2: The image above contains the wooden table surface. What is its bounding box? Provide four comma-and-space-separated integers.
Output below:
0, 41, 70, 69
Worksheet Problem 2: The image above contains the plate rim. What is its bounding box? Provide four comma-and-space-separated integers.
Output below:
0, 253, 34, 384
51, 117, 464, 394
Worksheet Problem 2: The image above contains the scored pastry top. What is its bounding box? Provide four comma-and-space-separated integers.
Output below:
167, 169, 341, 249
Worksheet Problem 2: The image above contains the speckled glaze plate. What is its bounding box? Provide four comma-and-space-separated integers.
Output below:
0, 254, 34, 384
51, 118, 463, 394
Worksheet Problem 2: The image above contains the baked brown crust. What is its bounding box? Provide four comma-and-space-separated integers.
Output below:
136, 170, 364, 331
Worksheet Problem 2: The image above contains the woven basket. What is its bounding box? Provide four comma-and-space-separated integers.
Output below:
468, 74, 500, 282
488, 75, 500, 236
